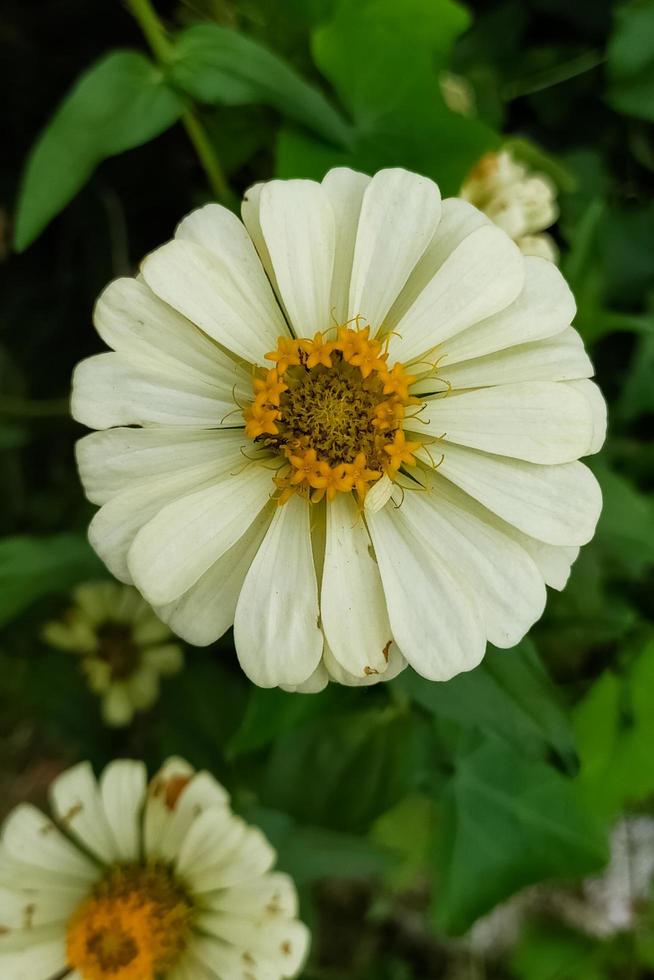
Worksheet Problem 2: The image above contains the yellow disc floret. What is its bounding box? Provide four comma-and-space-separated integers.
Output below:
243, 322, 424, 504
67, 864, 193, 980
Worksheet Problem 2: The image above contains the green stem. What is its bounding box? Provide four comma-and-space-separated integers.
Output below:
125, 0, 233, 205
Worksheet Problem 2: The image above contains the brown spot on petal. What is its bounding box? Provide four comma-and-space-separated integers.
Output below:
164, 775, 192, 811
281, 941, 292, 956
382, 640, 392, 663
39, 822, 55, 835
23, 905, 35, 929
363, 666, 379, 676
0, 925, 10, 936
62, 802, 83, 825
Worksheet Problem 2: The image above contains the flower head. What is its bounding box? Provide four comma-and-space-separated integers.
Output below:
460, 150, 559, 261
73, 168, 605, 689
0, 757, 309, 979
43, 582, 183, 726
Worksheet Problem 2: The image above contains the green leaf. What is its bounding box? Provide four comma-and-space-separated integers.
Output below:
433, 738, 608, 934
170, 24, 352, 148
607, 1, 654, 122
371, 794, 438, 889
395, 641, 575, 766
14, 51, 184, 251
510, 923, 605, 980
227, 683, 346, 757
261, 706, 417, 832
0, 534, 103, 627
593, 464, 654, 578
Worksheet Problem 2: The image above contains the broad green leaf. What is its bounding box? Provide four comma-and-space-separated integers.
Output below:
227, 684, 346, 757
248, 807, 395, 884
170, 24, 352, 148
371, 795, 438, 889
261, 706, 417, 832
282, 0, 498, 192
433, 738, 608, 934
14, 51, 183, 251
0, 534, 103, 627
510, 924, 606, 980
395, 641, 575, 766
607, 1, 654, 122
593, 464, 654, 578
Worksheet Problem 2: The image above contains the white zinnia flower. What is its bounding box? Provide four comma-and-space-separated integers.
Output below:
460, 150, 559, 261
72, 167, 605, 690
42, 581, 183, 727
0, 757, 309, 980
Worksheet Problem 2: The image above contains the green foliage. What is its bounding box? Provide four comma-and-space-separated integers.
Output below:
607, 0, 654, 121
13, 52, 183, 251
170, 24, 352, 147
432, 738, 608, 935
0, 534, 102, 627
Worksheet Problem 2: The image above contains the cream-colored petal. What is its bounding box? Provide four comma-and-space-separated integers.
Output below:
49, 762, 118, 863
321, 493, 392, 677
323, 641, 407, 687
348, 168, 441, 331
234, 495, 323, 688
322, 167, 371, 324
416, 381, 594, 464
566, 379, 607, 455
390, 224, 524, 365
280, 661, 329, 694
259, 179, 335, 336
1, 806, 96, 886
0, 934, 67, 980
99, 760, 147, 861
141, 238, 287, 365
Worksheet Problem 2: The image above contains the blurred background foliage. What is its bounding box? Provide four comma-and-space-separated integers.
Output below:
1, 0, 654, 976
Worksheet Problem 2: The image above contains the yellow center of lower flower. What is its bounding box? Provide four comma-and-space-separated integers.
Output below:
243, 323, 424, 504
66, 864, 193, 980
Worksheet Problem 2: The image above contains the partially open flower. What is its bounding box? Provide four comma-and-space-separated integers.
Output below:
42, 582, 183, 726
73, 168, 605, 690
0, 757, 309, 979
460, 150, 559, 261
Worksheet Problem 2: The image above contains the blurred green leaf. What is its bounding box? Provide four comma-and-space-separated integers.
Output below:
593, 464, 654, 578
371, 794, 438, 889
170, 24, 352, 147
14, 51, 183, 251
227, 684, 344, 757
395, 641, 575, 766
261, 706, 417, 832
510, 923, 605, 980
0, 534, 103, 628
607, 1, 654, 122
432, 738, 608, 934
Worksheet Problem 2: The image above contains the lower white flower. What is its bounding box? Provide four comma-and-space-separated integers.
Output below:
72, 167, 605, 690
42, 582, 183, 727
0, 757, 309, 979
460, 150, 559, 261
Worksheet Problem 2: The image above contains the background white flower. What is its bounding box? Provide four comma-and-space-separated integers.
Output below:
460, 149, 559, 261
72, 167, 605, 691
0, 756, 309, 980
42, 581, 183, 726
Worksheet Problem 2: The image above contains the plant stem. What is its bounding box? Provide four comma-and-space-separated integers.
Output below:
125, 0, 233, 205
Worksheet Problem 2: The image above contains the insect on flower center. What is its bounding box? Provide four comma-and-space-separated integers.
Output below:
243, 323, 424, 504
66, 863, 193, 980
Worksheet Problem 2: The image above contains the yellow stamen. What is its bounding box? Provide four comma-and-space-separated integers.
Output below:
383, 430, 423, 472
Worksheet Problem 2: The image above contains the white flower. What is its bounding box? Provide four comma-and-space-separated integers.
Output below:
460, 150, 559, 261
42, 581, 183, 726
72, 167, 605, 690
0, 757, 309, 980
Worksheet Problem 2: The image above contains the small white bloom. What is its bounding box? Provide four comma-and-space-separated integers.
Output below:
42, 581, 183, 726
460, 150, 559, 261
0, 757, 309, 979
72, 168, 605, 690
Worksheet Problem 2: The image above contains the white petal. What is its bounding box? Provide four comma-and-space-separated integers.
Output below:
505, 531, 579, 591
567, 379, 607, 455
366, 504, 486, 681
88, 448, 243, 583
323, 641, 407, 687
437, 256, 575, 367
321, 493, 393, 676
100, 760, 147, 862
143, 757, 196, 858
322, 167, 371, 324
94, 276, 242, 384
128, 463, 273, 606
49, 762, 118, 863
234, 495, 323, 688
146, 771, 229, 865
0, 885, 80, 931
141, 238, 287, 365
280, 661, 329, 694
385, 197, 489, 330
197, 915, 310, 978
402, 476, 546, 648
77, 427, 238, 507
348, 168, 441, 331
433, 443, 603, 546
203, 871, 298, 919
390, 224, 524, 365
176, 809, 275, 892
434, 327, 593, 390
416, 381, 594, 464
1, 805, 96, 886
156, 503, 274, 646
259, 179, 335, 336
0, 935, 67, 980
242, 181, 280, 296
72, 351, 242, 429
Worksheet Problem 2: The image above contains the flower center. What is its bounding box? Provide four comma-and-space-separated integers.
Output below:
96, 624, 139, 680
243, 323, 424, 504
67, 864, 193, 980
